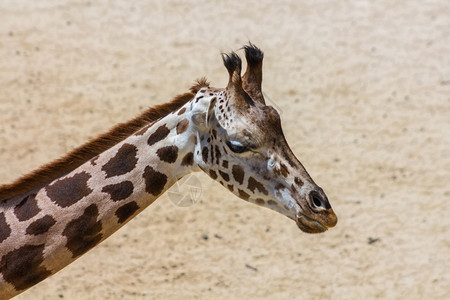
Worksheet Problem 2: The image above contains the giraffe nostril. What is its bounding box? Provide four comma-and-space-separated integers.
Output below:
311, 192, 322, 207
309, 190, 329, 209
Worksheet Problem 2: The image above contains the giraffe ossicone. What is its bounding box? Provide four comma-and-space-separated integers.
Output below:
0, 44, 337, 298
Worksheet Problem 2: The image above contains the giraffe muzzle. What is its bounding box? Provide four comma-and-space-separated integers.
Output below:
295, 213, 328, 233
295, 188, 337, 233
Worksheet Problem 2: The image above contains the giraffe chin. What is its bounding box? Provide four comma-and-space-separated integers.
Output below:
295, 213, 328, 234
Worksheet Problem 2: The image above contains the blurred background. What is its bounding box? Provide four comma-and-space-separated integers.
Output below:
0, 1, 449, 299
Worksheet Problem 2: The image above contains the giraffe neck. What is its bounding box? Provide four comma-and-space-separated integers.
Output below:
0, 92, 211, 298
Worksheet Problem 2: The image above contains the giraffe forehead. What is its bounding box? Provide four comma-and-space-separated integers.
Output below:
198, 88, 277, 140
214, 101, 283, 143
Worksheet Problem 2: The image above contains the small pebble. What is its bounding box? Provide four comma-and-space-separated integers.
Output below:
368, 237, 380, 245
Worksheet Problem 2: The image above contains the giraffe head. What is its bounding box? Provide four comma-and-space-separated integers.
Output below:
192, 44, 337, 233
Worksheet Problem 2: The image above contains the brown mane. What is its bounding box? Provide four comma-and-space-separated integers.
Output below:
0, 78, 209, 201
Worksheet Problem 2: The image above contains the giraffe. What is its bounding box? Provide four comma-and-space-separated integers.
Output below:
0, 44, 337, 298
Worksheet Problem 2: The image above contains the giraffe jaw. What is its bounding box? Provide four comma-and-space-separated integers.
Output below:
295, 213, 328, 234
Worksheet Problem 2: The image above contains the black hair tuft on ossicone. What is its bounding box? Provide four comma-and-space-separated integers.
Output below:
221, 51, 242, 73
243, 42, 264, 67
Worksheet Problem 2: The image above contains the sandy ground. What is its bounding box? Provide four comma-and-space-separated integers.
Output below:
0, 1, 449, 299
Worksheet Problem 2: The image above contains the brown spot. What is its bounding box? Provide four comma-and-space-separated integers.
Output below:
210, 144, 215, 163
115, 201, 140, 224
177, 107, 186, 115
0, 212, 11, 243
232, 165, 245, 185
282, 148, 296, 168
247, 177, 269, 195
195, 95, 203, 103
238, 189, 250, 200
294, 177, 304, 187
227, 184, 234, 192
222, 160, 229, 169
0, 244, 51, 291
209, 170, 218, 179
181, 152, 194, 166
290, 184, 297, 193
102, 143, 138, 178
62, 204, 103, 258
90, 155, 99, 166
176, 118, 189, 134
274, 162, 289, 178
101, 181, 134, 202
14, 193, 40, 221
214, 145, 222, 164
219, 170, 230, 182
143, 166, 168, 196
268, 200, 278, 207
255, 198, 265, 205
202, 146, 209, 163
157, 145, 179, 163
275, 183, 285, 190
26, 215, 56, 235
280, 163, 289, 177
211, 129, 217, 139
46, 172, 92, 208
147, 124, 170, 146
222, 145, 228, 155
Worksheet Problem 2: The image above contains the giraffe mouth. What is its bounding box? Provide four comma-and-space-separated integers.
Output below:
295, 213, 328, 234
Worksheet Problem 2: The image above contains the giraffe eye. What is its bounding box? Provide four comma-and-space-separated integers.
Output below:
226, 140, 248, 153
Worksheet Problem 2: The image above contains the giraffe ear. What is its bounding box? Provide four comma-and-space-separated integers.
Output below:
192, 97, 217, 129
205, 96, 218, 127
242, 43, 265, 105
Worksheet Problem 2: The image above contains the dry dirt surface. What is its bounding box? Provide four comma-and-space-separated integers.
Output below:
0, 1, 449, 299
